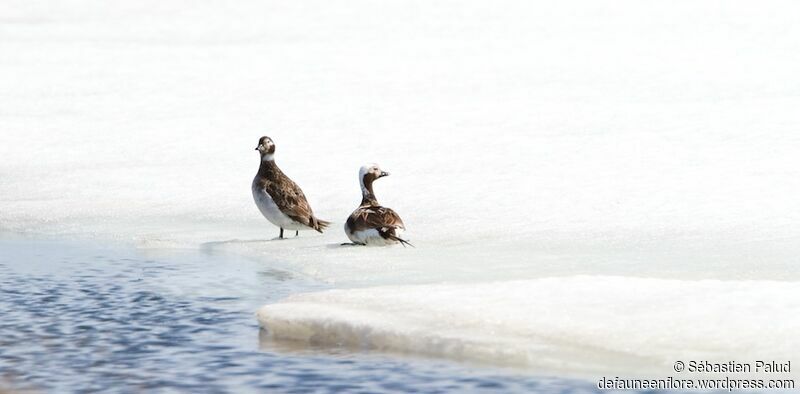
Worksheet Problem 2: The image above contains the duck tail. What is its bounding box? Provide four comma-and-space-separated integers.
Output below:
312, 217, 330, 233
387, 234, 414, 248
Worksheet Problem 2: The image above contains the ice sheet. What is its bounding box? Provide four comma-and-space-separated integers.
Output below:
2, 0, 800, 374
258, 276, 800, 376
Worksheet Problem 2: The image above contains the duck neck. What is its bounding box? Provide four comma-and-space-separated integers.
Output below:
360, 177, 379, 206
257, 154, 278, 176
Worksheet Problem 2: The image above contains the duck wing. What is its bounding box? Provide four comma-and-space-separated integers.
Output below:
263, 175, 320, 229
347, 205, 412, 246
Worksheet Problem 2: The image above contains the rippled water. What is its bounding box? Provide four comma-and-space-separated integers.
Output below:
0, 238, 598, 393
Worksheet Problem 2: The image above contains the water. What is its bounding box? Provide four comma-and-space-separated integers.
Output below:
0, 238, 596, 393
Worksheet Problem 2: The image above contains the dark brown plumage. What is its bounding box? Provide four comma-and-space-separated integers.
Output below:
252, 136, 329, 238
346, 205, 409, 246
344, 164, 411, 247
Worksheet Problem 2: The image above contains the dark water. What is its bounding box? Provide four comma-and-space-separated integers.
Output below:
0, 238, 598, 393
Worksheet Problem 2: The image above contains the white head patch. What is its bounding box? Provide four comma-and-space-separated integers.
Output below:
359, 163, 380, 187
359, 163, 379, 178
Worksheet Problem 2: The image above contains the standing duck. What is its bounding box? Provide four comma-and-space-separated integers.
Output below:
252, 136, 329, 239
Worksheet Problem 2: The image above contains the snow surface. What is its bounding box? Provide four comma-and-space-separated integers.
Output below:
2, 0, 800, 375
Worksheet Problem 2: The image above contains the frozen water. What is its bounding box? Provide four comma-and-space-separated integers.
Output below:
2, 0, 800, 377
259, 277, 800, 376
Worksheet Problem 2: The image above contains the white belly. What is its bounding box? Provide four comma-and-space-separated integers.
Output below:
252, 183, 307, 230
345, 225, 402, 246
